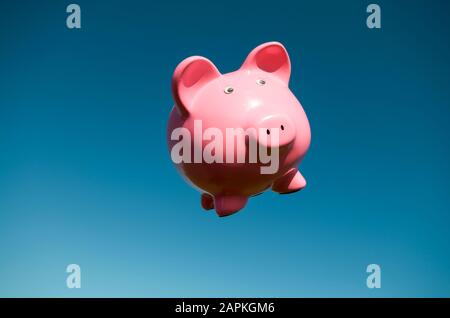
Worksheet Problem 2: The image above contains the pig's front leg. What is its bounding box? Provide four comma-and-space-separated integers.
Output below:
213, 195, 248, 217
272, 168, 306, 194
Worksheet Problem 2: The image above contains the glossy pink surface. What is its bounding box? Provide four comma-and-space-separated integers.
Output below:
167, 42, 311, 217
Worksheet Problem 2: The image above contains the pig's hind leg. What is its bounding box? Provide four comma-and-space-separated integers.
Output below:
201, 193, 214, 211
272, 169, 306, 194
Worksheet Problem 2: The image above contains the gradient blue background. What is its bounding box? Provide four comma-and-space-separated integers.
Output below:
1, 0, 449, 297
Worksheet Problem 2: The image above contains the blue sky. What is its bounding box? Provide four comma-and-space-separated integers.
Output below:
0, 0, 449, 297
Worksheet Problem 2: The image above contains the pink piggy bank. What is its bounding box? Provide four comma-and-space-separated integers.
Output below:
167, 42, 311, 217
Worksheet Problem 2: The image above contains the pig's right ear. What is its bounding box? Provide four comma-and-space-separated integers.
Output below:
172, 56, 221, 117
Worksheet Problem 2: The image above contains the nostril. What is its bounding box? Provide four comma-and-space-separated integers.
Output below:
266, 129, 270, 135
280, 125, 285, 131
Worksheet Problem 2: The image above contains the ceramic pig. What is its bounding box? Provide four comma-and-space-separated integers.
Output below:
167, 42, 311, 217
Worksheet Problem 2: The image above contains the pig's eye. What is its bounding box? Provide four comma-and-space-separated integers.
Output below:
224, 86, 234, 94
256, 79, 266, 86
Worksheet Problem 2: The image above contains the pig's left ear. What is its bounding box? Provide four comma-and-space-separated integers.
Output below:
172, 56, 221, 117
240, 42, 291, 84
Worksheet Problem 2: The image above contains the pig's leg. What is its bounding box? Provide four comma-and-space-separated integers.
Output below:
214, 195, 248, 217
201, 193, 214, 210
272, 169, 306, 194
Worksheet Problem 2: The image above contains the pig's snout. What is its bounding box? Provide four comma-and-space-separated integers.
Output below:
255, 115, 296, 148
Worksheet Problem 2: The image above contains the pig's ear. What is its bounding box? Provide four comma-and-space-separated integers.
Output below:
241, 42, 291, 84
172, 56, 221, 117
